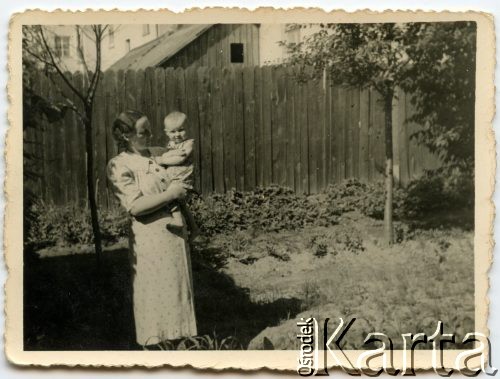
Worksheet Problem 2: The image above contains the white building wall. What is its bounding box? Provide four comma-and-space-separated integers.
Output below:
41, 24, 177, 72
259, 24, 288, 65
259, 24, 322, 66
42, 24, 324, 71
100, 24, 177, 70
39, 25, 94, 73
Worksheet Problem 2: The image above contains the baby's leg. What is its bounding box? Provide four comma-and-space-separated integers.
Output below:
166, 202, 184, 233
179, 202, 201, 241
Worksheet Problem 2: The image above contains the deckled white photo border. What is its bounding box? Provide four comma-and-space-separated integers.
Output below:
5, 8, 495, 371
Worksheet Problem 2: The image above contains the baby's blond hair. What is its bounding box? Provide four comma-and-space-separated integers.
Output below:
164, 111, 187, 130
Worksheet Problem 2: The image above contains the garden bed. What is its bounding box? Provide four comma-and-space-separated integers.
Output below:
24, 176, 474, 350
25, 210, 474, 350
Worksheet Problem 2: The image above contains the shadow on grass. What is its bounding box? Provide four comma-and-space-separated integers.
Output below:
24, 243, 301, 351
402, 207, 474, 232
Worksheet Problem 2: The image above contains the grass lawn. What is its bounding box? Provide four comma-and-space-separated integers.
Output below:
24, 211, 474, 350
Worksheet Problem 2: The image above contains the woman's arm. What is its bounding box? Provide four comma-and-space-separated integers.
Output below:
129, 182, 187, 216
158, 152, 187, 166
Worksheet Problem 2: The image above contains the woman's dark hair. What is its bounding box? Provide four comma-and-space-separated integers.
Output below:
112, 110, 147, 150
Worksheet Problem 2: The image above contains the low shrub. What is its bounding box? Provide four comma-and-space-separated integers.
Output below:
26, 171, 472, 250
25, 201, 129, 250
25, 202, 90, 249
324, 172, 473, 222
323, 179, 406, 220
265, 243, 291, 262
444, 168, 474, 207
402, 173, 450, 218
188, 185, 339, 237
402, 169, 473, 218
100, 206, 130, 242
309, 226, 365, 257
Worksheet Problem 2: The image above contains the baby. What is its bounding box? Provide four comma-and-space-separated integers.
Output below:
156, 111, 199, 239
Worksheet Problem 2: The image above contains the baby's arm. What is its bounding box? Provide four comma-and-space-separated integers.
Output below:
182, 139, 195, 158
158, 149, 187, 166
157, 140, 195, 166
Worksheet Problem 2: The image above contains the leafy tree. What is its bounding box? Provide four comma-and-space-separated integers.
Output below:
23, 25, 109, 258
402, 22, 475, 173
282, 22, 476, 244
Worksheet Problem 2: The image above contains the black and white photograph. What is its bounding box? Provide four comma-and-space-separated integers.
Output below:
5, 8, 495, 371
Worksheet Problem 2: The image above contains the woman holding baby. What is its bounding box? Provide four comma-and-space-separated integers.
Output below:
107, 110, 197, 348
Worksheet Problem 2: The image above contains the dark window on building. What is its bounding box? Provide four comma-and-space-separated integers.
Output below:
230, 43, 244, 63
54, 36, 70, 58
125, 38, 131, 52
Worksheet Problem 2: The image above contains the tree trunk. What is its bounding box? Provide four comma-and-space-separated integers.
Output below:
383, 93, 394, 245
84, 106, 102, 259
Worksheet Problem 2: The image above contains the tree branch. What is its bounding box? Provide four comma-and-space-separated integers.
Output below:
38, 27, 86, 103
64, 99, 85, 120
75, 26, 91, 79
86, 25, 104, 104
24, 46, 53, 67
44, 74, 85, 120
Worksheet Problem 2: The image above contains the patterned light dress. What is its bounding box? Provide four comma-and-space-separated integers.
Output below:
107, 149, 197, 346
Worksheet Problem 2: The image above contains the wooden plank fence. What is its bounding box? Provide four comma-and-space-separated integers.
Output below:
25, 66, 440, 208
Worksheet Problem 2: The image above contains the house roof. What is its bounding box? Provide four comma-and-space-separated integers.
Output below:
107, 24, 213, 71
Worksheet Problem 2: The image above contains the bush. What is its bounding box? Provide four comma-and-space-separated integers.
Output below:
441, 168, 474, 208
401, 172, 451, 218
188, 185, 339, 237
323, 172, 473, 222
400, 169, 473, 218
25, 201, 129, 250
100, 207, 130, 242
323, 179, 405, 220
309, 226, 365, 257
26, 172, 472, 250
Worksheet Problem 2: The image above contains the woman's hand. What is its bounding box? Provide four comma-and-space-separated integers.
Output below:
166, 182, 188, 201
129, 182, 188, 216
